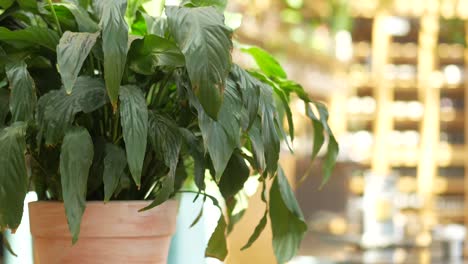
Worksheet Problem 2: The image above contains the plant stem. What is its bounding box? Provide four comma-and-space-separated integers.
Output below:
46, 0, 63, 35
112, 110, 120, 142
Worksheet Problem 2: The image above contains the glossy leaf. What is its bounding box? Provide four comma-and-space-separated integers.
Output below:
0, 89, 9, 125
181, 0, 227, 11
60, 127, 94, 244
198, 80, 242, 179
53, 2, 100, 33
259, 84, 280, 175
100, 0, 128, 109
128, 34, 185, 75
119, 85, 148, 187
0, 123, 27, 231
205, 214, 228, 260
242, 46, 287, 79
57, 31, 99, 94
230, 65, 260, 130
218, 152, 250, 199
36, 77, 107, 145
145, 112, 182, 208
0, 27, 60, 51
5, 61, 36, 122
103, 143, 127, 202
247, 119, 265, 172
270, 169, 307, 263
166, 6, 232, 119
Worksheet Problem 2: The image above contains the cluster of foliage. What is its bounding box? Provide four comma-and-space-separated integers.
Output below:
0, 0, 337, 262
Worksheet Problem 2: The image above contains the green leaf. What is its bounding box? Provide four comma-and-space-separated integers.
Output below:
0, 27, 60, 52
126, 0, 146, 25
17, 0, 36, 10
0, 89, 9, 125
0, 123, 27, 231
226, 190, 248, 234
230, 65, 260, 130
305, 104, 324, 160
273, 87, 294, 142
180, 128, 206, 191
0, 0, 14, 9
205, 214, 228, 261
5, 61, 36, 122
181, 0, 227, 11
100, 0, 129, 110
248, 119, 266, 172
242, 46, 287, 79
270, 168, 307, 263
314, 102, 339, 186
53, 2, 100, 33
103, 143, 127, 202
218, 152, 249, 199
144, 112, 182, 207
119, 85, 148, 187
57, 31, 99, 94
166, 6, 233, 119
36, 76, 107, 145
241, 210, 268, 250
60, 127, 94, 244
128, 34, 185, 75
259, 84, 280, 175
142, 13, 167, 37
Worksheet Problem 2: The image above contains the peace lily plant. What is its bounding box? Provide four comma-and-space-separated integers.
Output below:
0, 0, 338, 262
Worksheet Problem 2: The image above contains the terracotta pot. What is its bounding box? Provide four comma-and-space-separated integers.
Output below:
29, 200, 178, 264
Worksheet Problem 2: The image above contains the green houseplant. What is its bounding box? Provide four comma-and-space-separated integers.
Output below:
0, 0, 338, 263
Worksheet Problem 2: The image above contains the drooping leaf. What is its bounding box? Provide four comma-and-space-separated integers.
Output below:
205, 214, 228, 260
128, 34, 185, 75
87, 137, 106, 196
60, 127, 94, 244
305, 104, 324, 160
270, 168, 307, 263
103, 143, 127, 202
182, 74, 240, 180
0, 27, 60, 52
181, 0, 227, 11
36, 77, 107, 145
0, 123, 27, 231
241, 210, 268, 250
119, 85, 148, 187
273, 87, 294, 142
57, 31, 99, 94
180, 128, 206, 191
100, 0, 128, 110
5, 61, 36, 122
259, 83, 280, 175
166, 6, 233, 119
218, 152, 250, 199
0, 89, 9, 125
230, 65, 260, 130
248, 119, 266, 172
143, 112, 182, 208
17, 0, 36, 10
314, 102, 339, 186
53, 2, 100, 33
242, 46, 287, 79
